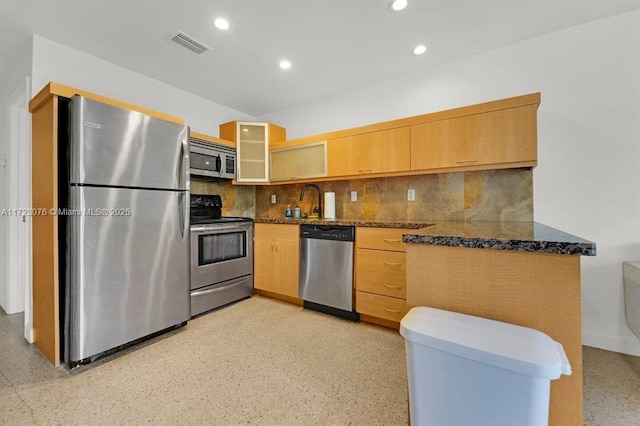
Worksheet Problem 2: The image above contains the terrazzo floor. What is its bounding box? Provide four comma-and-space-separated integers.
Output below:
0, 296, 408, 425
1, 296, 639, 425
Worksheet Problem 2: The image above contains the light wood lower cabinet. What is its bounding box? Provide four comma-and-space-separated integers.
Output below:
355, 227, 412, 328
254, 223, 299, 299
356, 249, 406, 299
356, 291, 409, 323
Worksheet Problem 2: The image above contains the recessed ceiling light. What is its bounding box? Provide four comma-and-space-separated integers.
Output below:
390, 0, 408, 11
214, 18, 229, 30
279, 60, 292, 70
413, 44, 427, 55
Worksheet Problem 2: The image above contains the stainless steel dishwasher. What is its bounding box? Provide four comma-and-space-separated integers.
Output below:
299, 224, 359, 321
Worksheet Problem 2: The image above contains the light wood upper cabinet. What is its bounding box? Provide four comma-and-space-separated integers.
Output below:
411, 105, 537, 171
254, 223, 299, 298
327, 127, 410, 177
220, 121, 286, 183
270, 141, 328, 181
220, 93, 539, 183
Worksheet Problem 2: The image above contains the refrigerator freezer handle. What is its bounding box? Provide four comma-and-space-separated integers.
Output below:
178, 129, 190, 191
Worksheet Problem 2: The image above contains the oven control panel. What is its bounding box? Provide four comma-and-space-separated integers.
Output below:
191, 194, 222, 208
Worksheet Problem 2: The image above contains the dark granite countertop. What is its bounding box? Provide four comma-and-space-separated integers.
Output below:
252, 217, 434, 229
402, 221, 596, 256
252, 218, 596, 256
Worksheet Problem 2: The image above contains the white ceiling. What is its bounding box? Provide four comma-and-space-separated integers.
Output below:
2, 0, 640, 116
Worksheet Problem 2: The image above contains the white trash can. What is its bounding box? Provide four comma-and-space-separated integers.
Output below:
400, 307, 571, 426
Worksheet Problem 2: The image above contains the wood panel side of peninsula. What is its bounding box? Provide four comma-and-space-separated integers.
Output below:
406, 245, 582, 426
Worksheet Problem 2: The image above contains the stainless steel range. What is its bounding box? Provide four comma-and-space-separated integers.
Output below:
190, 194, 253, 317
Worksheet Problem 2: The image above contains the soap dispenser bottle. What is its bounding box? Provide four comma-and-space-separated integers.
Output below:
294, 204, 301, 218
285, 204, 292, 218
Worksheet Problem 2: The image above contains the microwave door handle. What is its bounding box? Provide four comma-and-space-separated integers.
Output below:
216, 155, 222, 174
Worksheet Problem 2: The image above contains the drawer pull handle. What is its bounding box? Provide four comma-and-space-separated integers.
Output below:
383, 239, 402, 243
383, 307, 402, 314
383, 262, 401, 267
456, 159, 477, 164
358, 169, 373, 173
383, 284, 402, 289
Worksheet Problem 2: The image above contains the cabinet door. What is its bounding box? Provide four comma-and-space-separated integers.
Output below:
254, 224, 299, 298
273, 236, 299, 298
411, 105, 537, 170
236, 123, 269, 182
270, 141, 327, 181
328, 127, 410, 177
254, 234, 276, 292
221, 122, 286, 183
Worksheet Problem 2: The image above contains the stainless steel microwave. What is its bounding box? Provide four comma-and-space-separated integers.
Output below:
189, 138, 236, 180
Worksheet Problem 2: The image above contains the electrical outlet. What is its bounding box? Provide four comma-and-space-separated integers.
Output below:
407, 189, 416, 201
271, 194, 277, 204
350, 191, 358, 202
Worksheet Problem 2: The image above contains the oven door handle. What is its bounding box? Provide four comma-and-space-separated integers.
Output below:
190, 223, 252, 233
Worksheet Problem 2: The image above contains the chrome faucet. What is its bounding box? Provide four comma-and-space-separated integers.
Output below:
299, 183, 322, 219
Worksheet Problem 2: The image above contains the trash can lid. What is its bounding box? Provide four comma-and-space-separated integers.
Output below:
400, 307, 571, 380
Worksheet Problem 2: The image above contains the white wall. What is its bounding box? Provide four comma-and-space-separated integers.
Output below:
31, 35, 254, 136
259, 11, 640, 356
0, 38, 32, 313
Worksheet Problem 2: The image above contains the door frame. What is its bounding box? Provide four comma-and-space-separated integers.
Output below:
6, 76, 33, 341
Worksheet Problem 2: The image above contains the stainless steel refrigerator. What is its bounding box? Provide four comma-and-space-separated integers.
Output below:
61, 95, 190, 365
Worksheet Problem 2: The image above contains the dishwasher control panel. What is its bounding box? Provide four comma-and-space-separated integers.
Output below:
300, 225, 355, 242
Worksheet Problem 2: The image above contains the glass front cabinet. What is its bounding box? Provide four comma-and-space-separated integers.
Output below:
219, 121, 286, 183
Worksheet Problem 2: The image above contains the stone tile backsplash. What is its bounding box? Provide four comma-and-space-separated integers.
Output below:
190, 178, 256, 217
255, 169, 533, 222
191, 169, 532, 222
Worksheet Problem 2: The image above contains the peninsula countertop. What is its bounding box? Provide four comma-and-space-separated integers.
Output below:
401, 221, 596, 256
251, 218, 596, 256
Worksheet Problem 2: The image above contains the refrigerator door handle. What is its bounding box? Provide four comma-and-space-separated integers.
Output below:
179, 192, 189, 240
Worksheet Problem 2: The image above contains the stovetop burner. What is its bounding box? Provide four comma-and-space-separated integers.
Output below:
190, 194, 252, 226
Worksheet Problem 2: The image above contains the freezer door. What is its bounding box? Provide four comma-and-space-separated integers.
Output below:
70, 96, 189, 190
69, 186, 190, 362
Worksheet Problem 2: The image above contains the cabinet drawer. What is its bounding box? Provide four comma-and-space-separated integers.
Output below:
356, 291, 408, 323
356, 249, 406, 298
254, 223, 298, 240
356, 227, 410, 251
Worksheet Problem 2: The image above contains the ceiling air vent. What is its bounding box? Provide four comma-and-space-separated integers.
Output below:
166, 31, 210, 55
